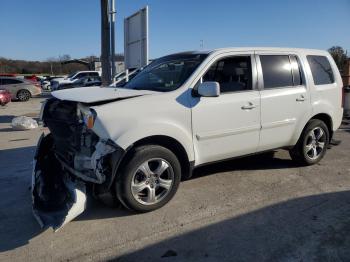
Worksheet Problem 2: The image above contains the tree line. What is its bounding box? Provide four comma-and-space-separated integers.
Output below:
0, 54, 124, 76
0, 48, 348, 76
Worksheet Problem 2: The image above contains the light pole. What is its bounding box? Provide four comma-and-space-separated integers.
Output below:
100, 0, 112, 85
110, 0, 116, 78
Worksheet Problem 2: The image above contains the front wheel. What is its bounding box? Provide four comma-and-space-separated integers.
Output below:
116, 145, 181, 212
289, 119, 329, 165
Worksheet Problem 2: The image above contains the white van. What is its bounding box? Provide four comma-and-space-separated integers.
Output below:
32, 47, 343, 230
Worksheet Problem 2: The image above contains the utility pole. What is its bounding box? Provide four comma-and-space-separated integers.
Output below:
110, 0, 116, 78
100, 0, 112, 85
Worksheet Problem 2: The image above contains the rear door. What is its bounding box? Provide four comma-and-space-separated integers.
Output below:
256, 52, 312, 151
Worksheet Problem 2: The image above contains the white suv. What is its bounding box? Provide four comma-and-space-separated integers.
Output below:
32, 47, 343, 230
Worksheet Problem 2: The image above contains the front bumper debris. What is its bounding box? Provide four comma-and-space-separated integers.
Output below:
32, 134, 87, 231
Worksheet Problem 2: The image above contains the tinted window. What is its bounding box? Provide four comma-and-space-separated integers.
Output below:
290, 55, 303, 86
73, 73, 87, 79
307, 55, 334, 85
89, 72, 99, 77
2, 78, 22, 85
260, 55, 293, 88
203, 56, 252, 93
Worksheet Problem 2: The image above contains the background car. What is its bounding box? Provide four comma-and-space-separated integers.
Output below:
0, 89, 11, 106
0, 73, 17, 77
0, 77, 42, 101
51, 71, 101, 91
56, 76, 102, 90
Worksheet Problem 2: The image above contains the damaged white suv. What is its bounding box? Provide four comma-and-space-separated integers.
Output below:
32, 48, 343, 230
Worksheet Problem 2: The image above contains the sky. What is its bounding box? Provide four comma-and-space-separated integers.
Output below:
0, 0, 349, 61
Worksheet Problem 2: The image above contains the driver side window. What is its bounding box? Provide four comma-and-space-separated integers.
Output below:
203, 56, 253, 93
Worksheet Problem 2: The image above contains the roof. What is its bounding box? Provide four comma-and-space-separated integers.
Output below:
167, 47, 329, 57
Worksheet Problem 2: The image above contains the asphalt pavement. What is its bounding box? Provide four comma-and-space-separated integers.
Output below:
1, 97, 350, 261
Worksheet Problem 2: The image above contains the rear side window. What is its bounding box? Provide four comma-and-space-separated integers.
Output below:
89, 72, 99, 77
307, 55, 334, 85
73, 73, 86, 79
260, 55, 293, 88
2, 78, 22, 85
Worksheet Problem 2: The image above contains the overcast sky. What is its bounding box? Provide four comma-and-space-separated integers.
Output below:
0, 0, 349, 61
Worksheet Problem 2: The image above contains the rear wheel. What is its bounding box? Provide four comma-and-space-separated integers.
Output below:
116, 145, 181, 212
17, 89, 31, 101
289, 119, 329, 165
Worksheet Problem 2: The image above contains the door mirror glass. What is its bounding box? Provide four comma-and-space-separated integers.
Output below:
198, 81, 220, 97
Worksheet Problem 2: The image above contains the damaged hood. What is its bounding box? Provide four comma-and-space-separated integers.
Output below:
52, 86, 158, 104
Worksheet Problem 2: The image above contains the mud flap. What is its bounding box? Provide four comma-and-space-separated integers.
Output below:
32, 134, 87, 231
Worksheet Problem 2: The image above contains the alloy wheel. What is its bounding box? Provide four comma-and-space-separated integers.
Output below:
131, 158, 174, 205
18, 90, 30, 101
304, 127, 326, 160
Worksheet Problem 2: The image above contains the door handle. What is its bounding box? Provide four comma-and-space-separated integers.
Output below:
241, 102, 256, 110
296, 95, 306, 102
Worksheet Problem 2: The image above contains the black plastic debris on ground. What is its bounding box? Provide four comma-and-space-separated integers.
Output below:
161, 250, 177, 258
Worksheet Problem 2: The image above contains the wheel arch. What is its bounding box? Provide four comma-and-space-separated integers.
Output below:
291, 113, 334, 146
310, 113, 333, 140
109, 135, 192, 191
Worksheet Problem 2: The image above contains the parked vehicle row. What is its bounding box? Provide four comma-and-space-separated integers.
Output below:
0, 77, 42, 101
0, 71, 104, 98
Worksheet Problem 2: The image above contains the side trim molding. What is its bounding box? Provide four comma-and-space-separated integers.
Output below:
262, 118, 296, 129
196, 125, 261, 141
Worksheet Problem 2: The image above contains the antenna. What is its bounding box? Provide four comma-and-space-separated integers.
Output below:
200, 40, 204, 49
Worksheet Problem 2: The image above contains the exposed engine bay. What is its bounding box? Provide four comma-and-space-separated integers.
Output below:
32, 98, 123, 231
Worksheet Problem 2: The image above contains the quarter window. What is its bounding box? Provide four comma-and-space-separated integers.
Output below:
260, 55, 294, 89
203, 56, 253, 93
89, 72, 99, 77
307, 55, 334, 85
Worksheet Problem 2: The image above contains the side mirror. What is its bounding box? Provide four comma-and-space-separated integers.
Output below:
197, 82, 220, 97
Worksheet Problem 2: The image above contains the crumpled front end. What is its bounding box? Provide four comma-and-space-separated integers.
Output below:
32, 98, 122, 231
32, 134, 87, 231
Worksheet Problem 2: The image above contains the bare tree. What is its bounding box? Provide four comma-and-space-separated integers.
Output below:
328, 46, 348, 72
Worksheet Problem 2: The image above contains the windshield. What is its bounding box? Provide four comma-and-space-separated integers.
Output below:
122, 53, 207, 92
67, 72, 77, 79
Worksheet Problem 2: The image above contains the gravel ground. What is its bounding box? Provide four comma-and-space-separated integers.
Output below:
0, 96, 350, 261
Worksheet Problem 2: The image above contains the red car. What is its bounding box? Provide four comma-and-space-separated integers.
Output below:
0, 73, 16, 77
0, 89, 11, 106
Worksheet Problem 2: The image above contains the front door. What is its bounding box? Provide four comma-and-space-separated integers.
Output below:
191, 54, 261, 165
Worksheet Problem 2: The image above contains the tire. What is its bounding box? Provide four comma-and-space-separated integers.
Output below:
116, 145, 181, 212
289, 119, 329, 165
17, 89, 31, 101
